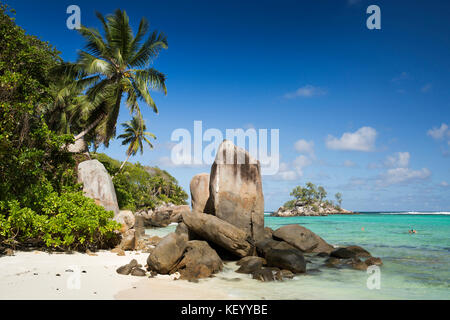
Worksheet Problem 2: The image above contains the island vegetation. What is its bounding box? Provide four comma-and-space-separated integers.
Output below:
0, 3, 185, 252
273, 183, 352, 216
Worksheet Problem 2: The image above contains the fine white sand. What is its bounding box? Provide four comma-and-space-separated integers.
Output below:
0, 250, 232, 300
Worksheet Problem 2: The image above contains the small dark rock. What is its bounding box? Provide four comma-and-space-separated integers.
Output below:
116, 264, 133, 275
236, 257, 266, 274
325, 257, 341, 268
346, 245, 371, 258
130, 268, 146, 277
252, 268, 275, 282
265, 249, 306, 274
365, 257, 383, 266
330, 248, 355, 259
316, 252, 329, 258
352, 259, 368, 271
275, 270, 295, 280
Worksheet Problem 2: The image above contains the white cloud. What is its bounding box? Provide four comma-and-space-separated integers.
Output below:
326, 127, 377, 152
384, 152, 410, 168
273, 155, 313, 181
440, 181, 449, 187
427, 123, 449, 140
293, 155, 312, 170
284, 85, 326, 99
294, 139, 315, 156
377, 167, 431, 187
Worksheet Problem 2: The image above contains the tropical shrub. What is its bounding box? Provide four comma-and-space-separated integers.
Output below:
0, 188, 120, 250
0, 4, 120, 251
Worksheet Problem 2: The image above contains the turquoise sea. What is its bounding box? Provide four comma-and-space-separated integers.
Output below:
146, 212, 450, 300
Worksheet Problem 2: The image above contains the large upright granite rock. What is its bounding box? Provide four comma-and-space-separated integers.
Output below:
190, 173, 210, 213
208, 140, 264, 242
182, 210, 252, 258
272, 225, 334, 254
78, 160, 119, 216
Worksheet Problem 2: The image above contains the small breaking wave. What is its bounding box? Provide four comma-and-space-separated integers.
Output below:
382, 211, 450, 215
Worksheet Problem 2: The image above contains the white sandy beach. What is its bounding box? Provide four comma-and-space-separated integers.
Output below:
0, 250, 232, 300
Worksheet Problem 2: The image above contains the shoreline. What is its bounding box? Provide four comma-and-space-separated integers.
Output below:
0, 250, 234, 300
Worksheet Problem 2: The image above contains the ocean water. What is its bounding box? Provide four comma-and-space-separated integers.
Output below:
146, 213, 450, 300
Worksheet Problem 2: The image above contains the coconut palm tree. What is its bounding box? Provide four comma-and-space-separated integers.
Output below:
42, 73, 93, 135
116, 116, 156, 174
72, 9, 168, 146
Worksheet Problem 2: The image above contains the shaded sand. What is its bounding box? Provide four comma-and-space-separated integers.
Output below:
0, 251, 232, 300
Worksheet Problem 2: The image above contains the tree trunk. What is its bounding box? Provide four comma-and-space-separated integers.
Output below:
115, 153, 132, 177
74, 115, 104, 141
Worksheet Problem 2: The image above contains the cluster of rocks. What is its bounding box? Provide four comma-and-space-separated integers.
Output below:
273, 200, 354, 217
135, 204, 190, 228
324, 246, 383, 271
77, 158, 193, 251
116, 259, 147, 277
77, 140, 382, 283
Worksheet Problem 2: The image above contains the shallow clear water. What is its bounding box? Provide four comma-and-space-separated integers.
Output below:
146, 213, 450, 300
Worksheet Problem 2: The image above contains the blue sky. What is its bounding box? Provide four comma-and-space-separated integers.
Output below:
8, 0, 450, 211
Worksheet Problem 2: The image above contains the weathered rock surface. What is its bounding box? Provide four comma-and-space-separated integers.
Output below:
190, 173, 210, 213
77, 160, 119, 216
130, 268, 147, 277
365, 257, 383, 266
182, 210, 253, 258
208, 140, 265, 242
265, 249, 307, 274
272, 225, 334, 254
252, 268, 276, 282
330, 245, 371, 259
351, 259, 368, 271
138, 204, 190, 227
173, 240, 223, 280
114, 210, 135, 233
118, 229, 136, 251
236, 256, 266, 274
146, 232, 187, 274
346, 245, 371, 258
325, 257, 341, 268
255, 238, 296, 258
264, 227, 274, 239
116, 259, 140, 275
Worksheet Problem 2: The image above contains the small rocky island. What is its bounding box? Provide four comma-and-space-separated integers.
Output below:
272, 183, 355, 217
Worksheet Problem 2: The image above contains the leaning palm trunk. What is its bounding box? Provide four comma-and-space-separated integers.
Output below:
74, 115, 104, 141
115, 153, 132, 177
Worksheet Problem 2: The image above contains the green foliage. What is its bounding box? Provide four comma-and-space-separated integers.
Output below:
283, 199, 296, 209
116, 116, 156, 173
92, 153, 188, 211
290, 182, 321, 205
287, 183, 342, 208
0, 189, 120, 250
335, 193, 343, 208
72, 9, 168, 146
0, 4, 121, 251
